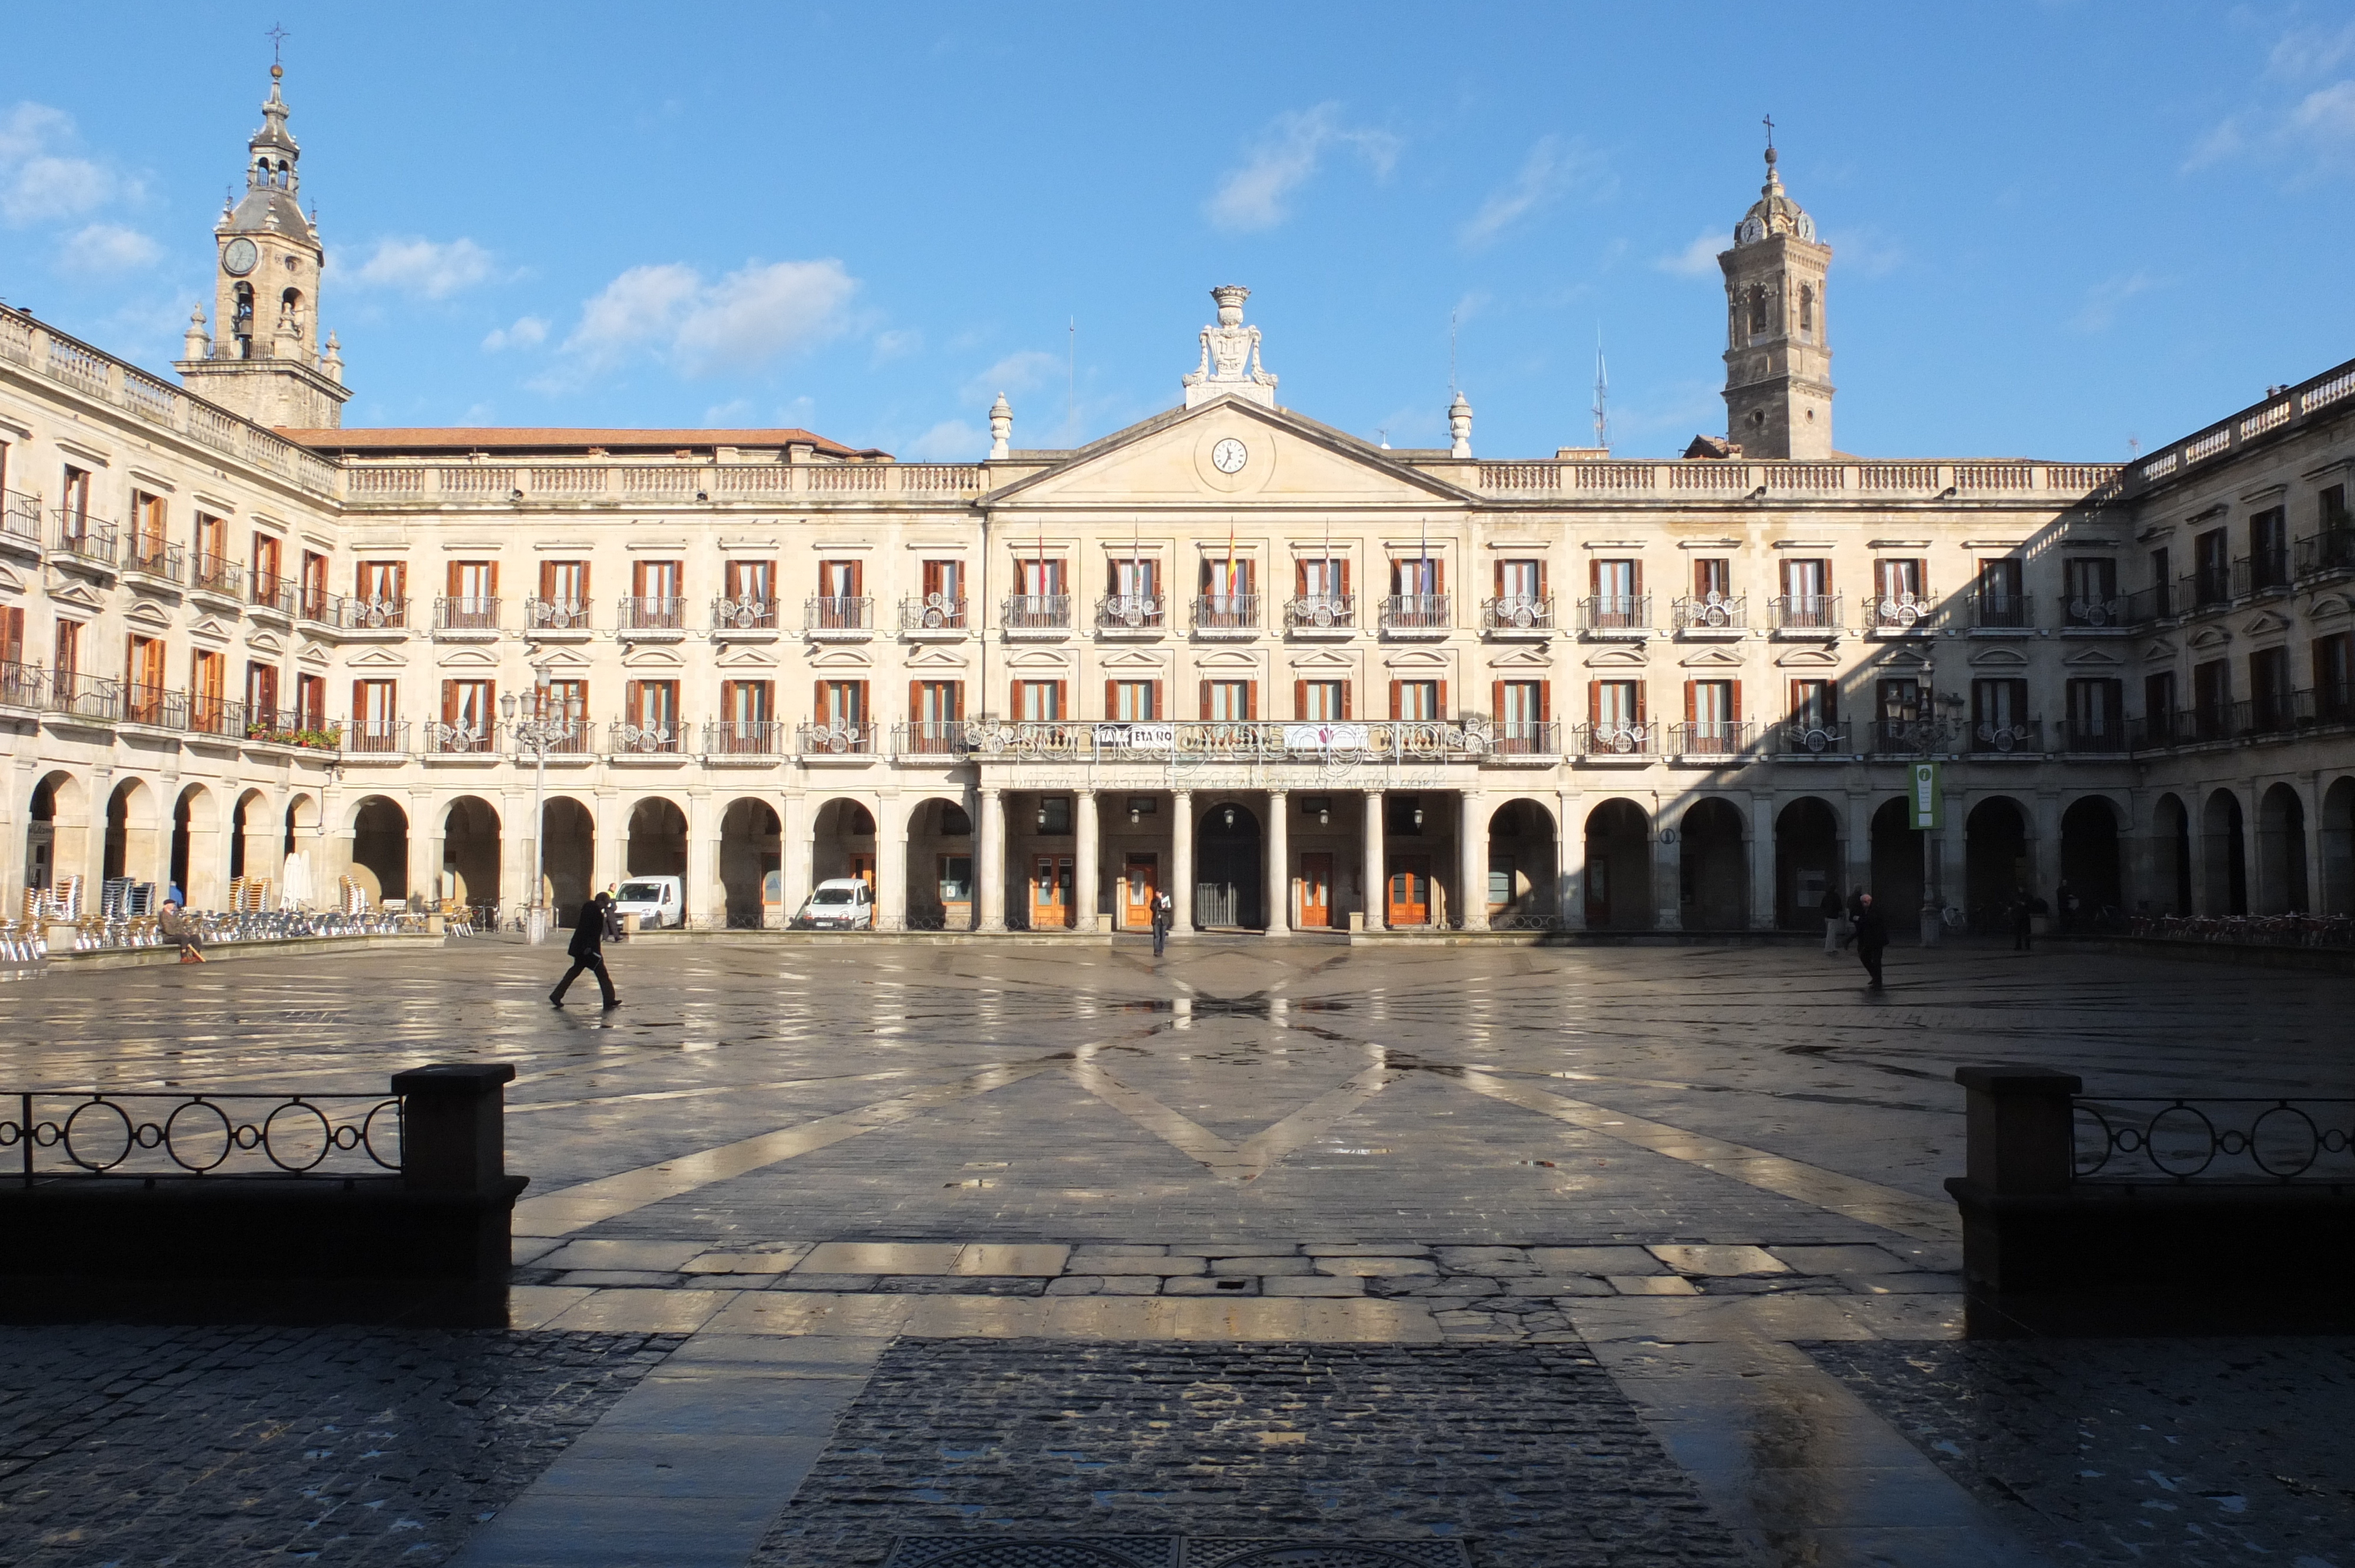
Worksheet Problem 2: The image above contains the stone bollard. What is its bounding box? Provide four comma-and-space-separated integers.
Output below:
1954, 1065, 2080, 1195
388, 1063, 524, 1321
390, 1062, 515, 1192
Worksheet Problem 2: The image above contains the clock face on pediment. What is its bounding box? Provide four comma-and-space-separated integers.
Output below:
223, 238, 258, 276
1211, 437, 1248, 475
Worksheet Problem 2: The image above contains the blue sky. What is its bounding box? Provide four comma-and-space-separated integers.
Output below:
3, 3, 2351, 460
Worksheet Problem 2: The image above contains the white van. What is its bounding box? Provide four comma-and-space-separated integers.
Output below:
612, 876, 685, 929
795, 878, 874, 930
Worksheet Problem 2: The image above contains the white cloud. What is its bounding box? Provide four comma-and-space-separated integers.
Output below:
1656, 230, 1724, 278
0, 102, 131, 226
961, 348, 1062, 405
344, 236, 500, 299
556, 258, 858, 380
904, 419, 983, 460
1459, 135, 1613, 249
1820, 225, 1906, 280
2072, 271, 2164, 334
2269, 20, 2355, 79
2187, 25, 2355, 179
1205, 103, 1401, 232
58, 222, 158, 274
872, 327, 923, 363
481, 315, 548, 352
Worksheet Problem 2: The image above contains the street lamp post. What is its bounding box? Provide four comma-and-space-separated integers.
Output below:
500, 666, 570, 945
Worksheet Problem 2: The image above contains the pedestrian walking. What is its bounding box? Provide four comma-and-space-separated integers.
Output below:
1843, 885, 1866, 949
550, 891, 619, 1008
2012, 892, 2034, 952
1852, 892, 1888, 990
158, 896, 207, 964
1819, 884, 1845, 954
602, 889, 626, 945
1150, 888, 1172, 956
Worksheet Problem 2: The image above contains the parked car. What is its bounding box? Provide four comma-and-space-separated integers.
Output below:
794, 878, 874, 930
612, 876, 685, 929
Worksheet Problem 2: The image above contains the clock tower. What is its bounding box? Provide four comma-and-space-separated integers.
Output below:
175, 64, 351, 429
1716, 138, 1832, 460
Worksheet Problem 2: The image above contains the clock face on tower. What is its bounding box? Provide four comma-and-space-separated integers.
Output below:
1211, 437, 1248, 475
223, 238, 258, 276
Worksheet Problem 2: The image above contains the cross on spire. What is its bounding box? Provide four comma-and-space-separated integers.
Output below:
267, 22, 290, 73
1762, 113, 1774, 151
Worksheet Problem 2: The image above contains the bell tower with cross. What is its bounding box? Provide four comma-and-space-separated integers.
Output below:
1715, 118, 1833, 460
176, 30, 351, 430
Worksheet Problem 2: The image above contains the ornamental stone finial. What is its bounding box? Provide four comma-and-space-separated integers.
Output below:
1182, 284, 1278, 408
323, 331, 343, 384
1448, 389, 1473, 458
988, 391, 1012, 459
184, 305, 211, 361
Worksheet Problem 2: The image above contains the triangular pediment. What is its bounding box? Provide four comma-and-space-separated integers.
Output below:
1677, 646, 1744, 669
984, 397, 1476, 510
1488, 645, 1553, 670
1873, 647, 1931, 669
1773, 647, 1836, 668
189, 616, 233, 645
1285, 648, 1355, 672
715, 644, 779, 668
535, 646, 593, 672
1099, 648, 1167, 671
347, 646, 407, 669
2140, 637, 2178, 662
2240, 610, 2291, 637
2062, 647, 2124, 668
297, 643, 330, 669
48, 580, 105, 613
904, 645, 970, 669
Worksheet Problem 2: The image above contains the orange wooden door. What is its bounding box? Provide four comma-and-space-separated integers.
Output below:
1298, 852, 1332, 928
1386, 855, 1431, 926
851, 854, 875, 895
1031, 855, 1073, 928
1122, 856, 1158, 929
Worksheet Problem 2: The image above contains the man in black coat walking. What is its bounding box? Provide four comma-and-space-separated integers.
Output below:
1852, 892, 1889, 991
550, 892, 620, 1008
1150, 888, 1172, 957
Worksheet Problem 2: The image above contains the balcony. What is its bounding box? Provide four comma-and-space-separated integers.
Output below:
895, 720, 971, 758
797, 720, 878, 759
608, 718, 686, 758
1870, 719, 1951, 755
0, 490, 41, 554
1379, 593, 1450, 636
0, 661, 42, 710
2121, 583, 2174, 624
898, 596, 967, 634
1095, 594, 1166, 633
1001, 594, 1071, 636
1777, 720, 1853, 756
121, 683, 188, 732
2242, 550, 2294, 596
124, 536, 185, 587
2248, 689, 2314, 738
514, 718, 593, 758
713, 596, 779, 634
2062, 593, 2128, 630
1769, 594, 1842, 635
2058, 720, 2128, 753
1488, 720, 1561, 762
964, 718, 1495, 763
191, 552, 244, 602
525, 596, 591, 635
424, 720, 499, 757
1481, 595, 1554, 636
621, 596, 689, 637
1670, 720, 1753, 760
1576, 594, 1650, 637
805, 596, 873, 639
341, 718, 410, 759
242, 707, 341, 752
1970, 718, 2043, 755
1193, 593, 1259, 637
250, 573, 298, 621
1575, 720, 1656, 759
2184, 570, 2234, 616
1670, 594, 1746, 634
433, 596, 500, 636
704, 719, 785, 760
2295, 529, 2355, 581
1971, 593, 2034, 632
52, 515, 118, 571
1864, 593, 1935, 633
185, 695, 246, 742
1283, 594, 1355, 634
45, 672, 122, 724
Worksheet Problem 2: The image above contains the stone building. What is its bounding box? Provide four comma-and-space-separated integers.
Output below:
0, 72, 2348, 935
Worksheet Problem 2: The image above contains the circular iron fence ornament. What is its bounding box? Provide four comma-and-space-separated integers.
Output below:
263, 1099, 334, 1172
2250, 1102, 2322, 1179
2144, 1102, 2220, 1179
165, 1099, 235, 1172
62, 1098, 134, 1172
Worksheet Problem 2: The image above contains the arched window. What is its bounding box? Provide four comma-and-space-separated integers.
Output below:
1746, 285, 1769, 337
1799, 284, 1815, 335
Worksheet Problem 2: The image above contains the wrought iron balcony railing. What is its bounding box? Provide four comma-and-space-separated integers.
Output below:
964, 717, 1497, 762
1972, 592, 2033, 629
1971, 717, 2043, 754
1769, 593, 1842, 632
895, 719, 970, 756
191, 552, 243, 596
1671, 593, 1746, 632
250, 573, 298, 617
1481, 595, 1554, 632
1575, 720, 1655, 757
1193, 593, 1258, 633
525, 596, 590, 632
712, 596, 779, 631
1283, 593, 1355, 630
805, 596, 873, 633
609, 719, 685, 755
898, 595, 967, 631
243, 708, 340, 750
0, 490, 39, 545
52, 514, 117, 567
1669, 720, 1752, 757
122, 682, 188, 730
704, 719, 785, 756
620, 596, 688, 632
2058, 720, 2129, 753
797, 720, 877, 756
1096, 593, 1165, 630
343, 717, 407, 756
125, 536, 185, 583
1490, 719, 1561, 756
186, 695, 244, 738
2242, 550, 2294, 594
1865, 593, 1935, 631
1779, 720, 1852, 756
425, 720, 497, 755
434, 596, 499, 631
0, 660, 43, 709
2295, 529, 2355, 580
1379, 593, 1450, 631
1001, 593, 1070, 630
1870, 718, 1951, 754
1577, 594, 1649, 633
2122, 583, 2174, 624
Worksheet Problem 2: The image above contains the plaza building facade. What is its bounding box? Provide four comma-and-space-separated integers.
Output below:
1, 77, 2350, 935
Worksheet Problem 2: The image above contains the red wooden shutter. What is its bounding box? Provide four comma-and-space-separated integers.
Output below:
1388, 679, 1402, 720
1105, 679, 1117, 719
908, 680, 921, 722
1590, 559, 1601, 593
1634, 683, 1648, 723
1492, 680, 1504, 722
0, 607, 20, 666
351, 680, 365, 721
815, 680, 827, 723
1295, 678, 1306, 719
1538, 683, 1550, 722
1587, 680, 1600, 726
440, 680, 457, 725
1246, 682, 1258, 720
1150, 679, 1163, 719
1494, 561, 1505, 596
1684, 680, 1696, 722
948, 680, 964, 720
1199, 679, 1212, 720
1730, 680, 1743, 722
848, 560, 863, 597
1296, 560, 1308, 596
1436, 679, 1448, 718
1340, 559, 1352, 597
1537, 561, 1548, 599
1341, 682, 1354, 719
1631, 560, 1643, 597
1054, 680, 1067, 720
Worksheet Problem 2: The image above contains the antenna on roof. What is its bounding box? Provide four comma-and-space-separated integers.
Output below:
1592, 328, 1609, 452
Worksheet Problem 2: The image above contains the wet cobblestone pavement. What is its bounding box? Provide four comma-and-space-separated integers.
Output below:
0, 935, 2346, 1566
0, 1324, 678, 1564
1807, 1337, 2355, 1567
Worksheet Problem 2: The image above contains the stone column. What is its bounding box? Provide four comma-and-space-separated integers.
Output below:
1458, 789, 1488, 931
976, 786, 1006, 932
0, 765, 22, 905
412, 794, 442, 909
245, 803, 285, 903
2301, 772, 2326, 916
877, 792, 908, 932
499, 791, 530, 921
1171, 789, 1195, 934
595, 790, 626, 896
1749, 793, 1778, 931
1938, 783, 1968, 923
1075, 790, 1101, 932
688, 791, 722, 929
2032, 789, 2062, 909
1555, 789, 1583, 929
1651, 795, 1681, 931
1844, 786, 1874, 899
780, 790, 811, 921
183, 812, 226, 911
1361, 789, 1385, 931
1265, 789, 1290, 934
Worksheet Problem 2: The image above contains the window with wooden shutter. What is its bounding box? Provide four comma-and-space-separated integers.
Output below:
0, 606, 21, 669
296, 673, 324, 728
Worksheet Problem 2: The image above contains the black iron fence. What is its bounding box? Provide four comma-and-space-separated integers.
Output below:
0, 1091, 402, 1180
2074, 1097, 2355, 1185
